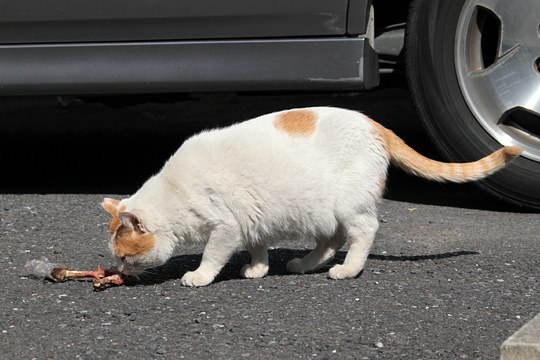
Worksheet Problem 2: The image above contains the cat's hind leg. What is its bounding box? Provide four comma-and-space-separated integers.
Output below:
328, 212, 378, 279
286, 227, 346, 274
181, 224, 242, 287
240, 243, 269, 279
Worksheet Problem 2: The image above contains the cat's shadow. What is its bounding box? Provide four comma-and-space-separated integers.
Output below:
129, 248, 478, 287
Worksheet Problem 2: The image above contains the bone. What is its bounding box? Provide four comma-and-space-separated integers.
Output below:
25, 258, 127, 289
50, 267, 107, 282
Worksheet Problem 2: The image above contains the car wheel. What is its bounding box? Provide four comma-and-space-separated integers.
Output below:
406, 0, 540, 210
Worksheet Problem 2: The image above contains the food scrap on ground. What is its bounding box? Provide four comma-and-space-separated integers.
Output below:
25, 258, 128, 290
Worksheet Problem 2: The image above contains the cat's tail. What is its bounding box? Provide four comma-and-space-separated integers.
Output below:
375, 123, 522, 183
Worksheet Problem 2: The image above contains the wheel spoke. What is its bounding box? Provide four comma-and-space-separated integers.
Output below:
472, 0, 540, 55
466, 46, 540, 125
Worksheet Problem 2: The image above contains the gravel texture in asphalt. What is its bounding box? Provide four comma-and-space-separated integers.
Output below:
1, 195, 538, 359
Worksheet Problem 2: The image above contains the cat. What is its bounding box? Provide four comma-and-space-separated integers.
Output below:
101, 107, 521, 287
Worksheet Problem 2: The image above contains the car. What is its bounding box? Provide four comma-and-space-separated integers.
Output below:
1, 0, 538, 209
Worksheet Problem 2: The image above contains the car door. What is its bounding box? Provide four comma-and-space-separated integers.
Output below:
0, 0, 351, 44
0, 0, 376, 95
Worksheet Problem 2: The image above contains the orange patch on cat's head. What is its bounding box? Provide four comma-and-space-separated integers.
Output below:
113, 224, 156, 258
274, 109, 318, 137
101, 199, 155, 258
102, 198, 125, 234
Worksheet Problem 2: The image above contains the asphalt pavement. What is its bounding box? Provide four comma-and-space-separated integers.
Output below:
1, 80, 538, 359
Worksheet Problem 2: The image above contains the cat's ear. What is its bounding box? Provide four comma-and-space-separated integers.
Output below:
119, 211, 148, 235
102, 198, 121, 215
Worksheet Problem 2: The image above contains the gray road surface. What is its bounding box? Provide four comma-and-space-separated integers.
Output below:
1, 81, 538, 359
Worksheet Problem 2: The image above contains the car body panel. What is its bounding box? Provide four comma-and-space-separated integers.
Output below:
0, 0, 357, 44
0, 0, 376, 95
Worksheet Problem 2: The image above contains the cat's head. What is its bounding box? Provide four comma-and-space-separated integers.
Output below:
101, 198, 167, 275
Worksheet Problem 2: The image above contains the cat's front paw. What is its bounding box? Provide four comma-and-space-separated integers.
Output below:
328, 264, 358, 280
240, 264, 269, 279
181, 271, 213, 287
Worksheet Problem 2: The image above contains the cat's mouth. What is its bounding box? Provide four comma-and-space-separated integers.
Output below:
116, 262, 147, 276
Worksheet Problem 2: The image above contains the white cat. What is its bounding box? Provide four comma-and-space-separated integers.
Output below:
101, 107, 521, 287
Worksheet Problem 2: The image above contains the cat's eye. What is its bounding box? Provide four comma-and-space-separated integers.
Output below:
120, 256, 126, 262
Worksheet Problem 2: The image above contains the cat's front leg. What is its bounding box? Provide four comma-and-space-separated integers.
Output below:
181, 224, 242, 287
240, 243, 269, 279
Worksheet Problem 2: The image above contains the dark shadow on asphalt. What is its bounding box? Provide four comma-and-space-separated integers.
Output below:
0, 75, 524, 212
367, 250, 479, 262
128, 248, 479, 287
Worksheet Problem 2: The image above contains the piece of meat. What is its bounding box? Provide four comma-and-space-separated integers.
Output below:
92, 274, 126, 290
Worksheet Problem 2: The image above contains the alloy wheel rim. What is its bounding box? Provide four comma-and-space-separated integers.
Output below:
455, 0, 540, 161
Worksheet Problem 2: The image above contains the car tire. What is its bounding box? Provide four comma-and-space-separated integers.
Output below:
405, 0, 540, 210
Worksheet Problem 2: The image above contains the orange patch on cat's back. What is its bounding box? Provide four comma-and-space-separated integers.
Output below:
274, 109, 318, 137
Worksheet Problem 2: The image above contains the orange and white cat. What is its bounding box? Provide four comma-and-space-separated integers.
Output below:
102, 107, 521, 287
